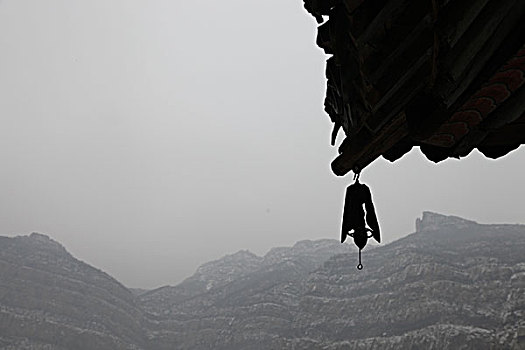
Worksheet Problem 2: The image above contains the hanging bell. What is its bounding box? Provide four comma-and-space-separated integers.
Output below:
340, 172, 380, 269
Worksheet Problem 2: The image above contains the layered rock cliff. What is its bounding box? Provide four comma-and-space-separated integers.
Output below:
144, 212, 525, 349
0, 213, 524, 349
296, 212, 525, 349
0, 233, 149, 350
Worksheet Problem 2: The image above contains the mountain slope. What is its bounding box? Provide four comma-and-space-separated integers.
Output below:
145, 212, 525, 349
0, 233, 148, 350
0, 212, 524, 349
295, 212, 525, 349
139, 239, 353, 317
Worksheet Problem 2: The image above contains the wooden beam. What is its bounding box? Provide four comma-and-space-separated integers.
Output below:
367, 14, 433, 84
443, 0, 523, 106
372, 49, 432, 115
407, 9, 525, 142
345, 0, 391, 39
331, 112, 408, 176
343, 0, 367, 15
368, 52, 431, 132
356, 0, 410, 47
437, 0, 491, 48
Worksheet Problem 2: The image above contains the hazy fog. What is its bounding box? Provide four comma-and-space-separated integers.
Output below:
1, 0, 524, 288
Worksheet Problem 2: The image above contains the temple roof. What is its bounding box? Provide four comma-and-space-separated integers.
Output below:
304, 0, 525, 176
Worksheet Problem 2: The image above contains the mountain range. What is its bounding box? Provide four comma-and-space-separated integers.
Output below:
0, 212, 524, 349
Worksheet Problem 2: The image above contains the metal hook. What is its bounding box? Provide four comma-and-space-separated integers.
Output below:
356, 249, 363, 270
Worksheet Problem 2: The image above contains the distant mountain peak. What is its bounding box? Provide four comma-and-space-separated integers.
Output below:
196, 249, 261, 271
292, 238, 339, 249
416, 211, 478, 232
228, 249, 260, 259
0, 233, 146, 349
25, 232, 68, 253
187, 249, 263, 290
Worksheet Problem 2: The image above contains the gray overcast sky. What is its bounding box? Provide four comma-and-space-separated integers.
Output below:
1, 1, 524, 288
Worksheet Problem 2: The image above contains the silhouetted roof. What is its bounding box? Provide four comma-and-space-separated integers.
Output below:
304, 0, 525, 175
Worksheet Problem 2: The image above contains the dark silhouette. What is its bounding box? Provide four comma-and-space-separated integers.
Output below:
303, 0, 525, 177
341, 174, 380, 269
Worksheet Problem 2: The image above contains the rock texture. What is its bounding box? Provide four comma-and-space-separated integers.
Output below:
298, 212, 525, 349
141, 239, 354, 349
1, 212, 524, 349
0, 233, 149, 350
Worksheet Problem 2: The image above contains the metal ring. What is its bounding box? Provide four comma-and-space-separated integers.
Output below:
357, 264, 363, 270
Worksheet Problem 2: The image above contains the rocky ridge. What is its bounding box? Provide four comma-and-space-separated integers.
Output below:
0, 233, 148, 350
138, 239, 353, 317
0, 212, 524, 349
